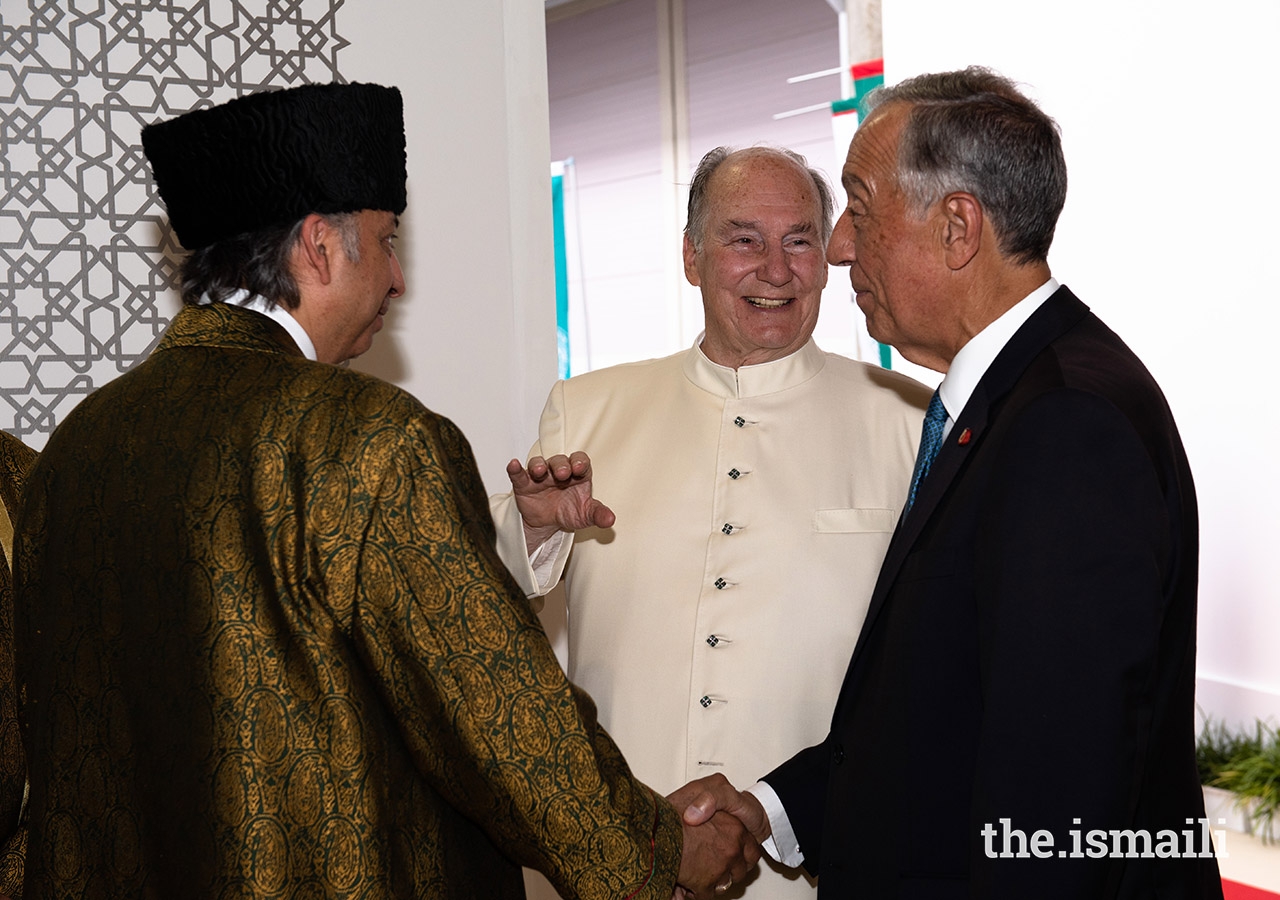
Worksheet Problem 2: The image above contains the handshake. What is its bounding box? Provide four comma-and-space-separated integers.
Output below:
666, 775, 772, 899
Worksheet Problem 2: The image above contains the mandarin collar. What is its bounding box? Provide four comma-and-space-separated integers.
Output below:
682, 336, 826, 400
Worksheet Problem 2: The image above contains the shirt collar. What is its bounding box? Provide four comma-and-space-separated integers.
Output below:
202, 288, 318, 361
682, 336, 826, 399
937, 277, 1058, 428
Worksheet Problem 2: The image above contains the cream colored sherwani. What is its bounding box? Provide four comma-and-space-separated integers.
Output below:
494, 338, 930, 899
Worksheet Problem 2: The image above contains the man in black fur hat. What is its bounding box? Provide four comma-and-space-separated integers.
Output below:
13, 82, 758, 899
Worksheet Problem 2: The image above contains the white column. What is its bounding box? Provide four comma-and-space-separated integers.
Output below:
657, 0, 696, 348
343, 0, 558, 492
847, 0, 883, 64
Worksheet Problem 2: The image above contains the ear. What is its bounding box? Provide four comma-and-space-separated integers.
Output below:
296, 212, 336, 285
940, 192, 982, 271
682, 233, 701, 287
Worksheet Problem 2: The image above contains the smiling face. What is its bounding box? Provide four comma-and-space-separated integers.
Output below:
826, 104, 955, 371
686, 152, 828, 369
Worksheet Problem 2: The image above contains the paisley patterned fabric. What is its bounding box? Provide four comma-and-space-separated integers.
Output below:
0, 431, 35, 897
14, 303, 681, 899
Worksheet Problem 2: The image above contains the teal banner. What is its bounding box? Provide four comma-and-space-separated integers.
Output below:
551, 173, 570, 379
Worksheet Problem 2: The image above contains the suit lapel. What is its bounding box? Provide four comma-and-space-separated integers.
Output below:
832, 287, 1091, 722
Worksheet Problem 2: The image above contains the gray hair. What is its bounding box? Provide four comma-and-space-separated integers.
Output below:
179, 211, 362, 308
863, 66, 1067, 265
684, 146, 835, 251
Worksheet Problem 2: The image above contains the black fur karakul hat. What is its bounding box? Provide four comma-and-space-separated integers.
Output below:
141, 82, 407, 250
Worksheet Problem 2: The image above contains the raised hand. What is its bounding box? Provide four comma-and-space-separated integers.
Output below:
506, 451, 616, 553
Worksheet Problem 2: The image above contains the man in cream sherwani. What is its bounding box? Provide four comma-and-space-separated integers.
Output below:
493, 146, 931, 899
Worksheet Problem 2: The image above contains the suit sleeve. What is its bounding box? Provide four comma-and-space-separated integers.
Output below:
349, 412, 682, 900
969, 388, 1188, 897
762, 735, 836, 877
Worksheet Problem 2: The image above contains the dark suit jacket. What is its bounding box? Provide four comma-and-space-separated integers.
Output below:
767, 287, 1222, 899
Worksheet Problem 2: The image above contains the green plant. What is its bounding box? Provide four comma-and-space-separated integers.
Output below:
1197, 714, 1280, 843
1197, 715, 1266, 784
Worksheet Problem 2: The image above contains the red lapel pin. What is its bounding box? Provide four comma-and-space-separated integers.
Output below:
958, 427, 972, 445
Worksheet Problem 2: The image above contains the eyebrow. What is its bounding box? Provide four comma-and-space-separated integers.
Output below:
842, 173, 867, 195
725, 219, 818, 234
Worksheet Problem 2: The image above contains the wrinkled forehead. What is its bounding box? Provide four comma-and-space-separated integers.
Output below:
842, 104, 908, 197
708, 152, 822, 227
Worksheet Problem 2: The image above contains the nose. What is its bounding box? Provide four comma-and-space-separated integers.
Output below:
826, 213, 854, 267
389, 250, 406, 298
758, 242, 792, 286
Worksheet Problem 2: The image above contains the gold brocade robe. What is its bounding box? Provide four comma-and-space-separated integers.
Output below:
14, 303, 680, 899
0, 431, 34, 897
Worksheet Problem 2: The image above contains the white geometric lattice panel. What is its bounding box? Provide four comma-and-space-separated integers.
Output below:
0, 0, 347, 447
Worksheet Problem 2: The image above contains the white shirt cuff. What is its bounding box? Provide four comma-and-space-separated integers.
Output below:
746, 781, 804, 868
529, 531, 570, 593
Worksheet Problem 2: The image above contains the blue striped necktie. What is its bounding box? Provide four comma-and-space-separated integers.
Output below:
905, 390, 947, 513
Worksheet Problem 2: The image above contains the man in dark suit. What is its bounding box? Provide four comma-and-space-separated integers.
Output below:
684, 67, 1224, 898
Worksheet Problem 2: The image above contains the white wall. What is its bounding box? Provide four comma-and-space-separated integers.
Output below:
345, 0, 559, 492
883, 0, 1280, 729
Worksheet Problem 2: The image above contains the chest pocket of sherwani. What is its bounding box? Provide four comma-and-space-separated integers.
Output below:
813, 507, 897, 533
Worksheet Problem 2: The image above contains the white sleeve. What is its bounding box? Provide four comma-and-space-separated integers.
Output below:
489, 491, 573, 599
746, 781, 805, 869
489, 379, 576, 600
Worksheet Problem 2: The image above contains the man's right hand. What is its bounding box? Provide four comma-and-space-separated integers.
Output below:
671, 775, 770, 841
506, 451, 615, 554
667, 775, 769, 898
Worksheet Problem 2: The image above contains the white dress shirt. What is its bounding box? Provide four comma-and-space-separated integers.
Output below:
935, 278, 1058, 438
